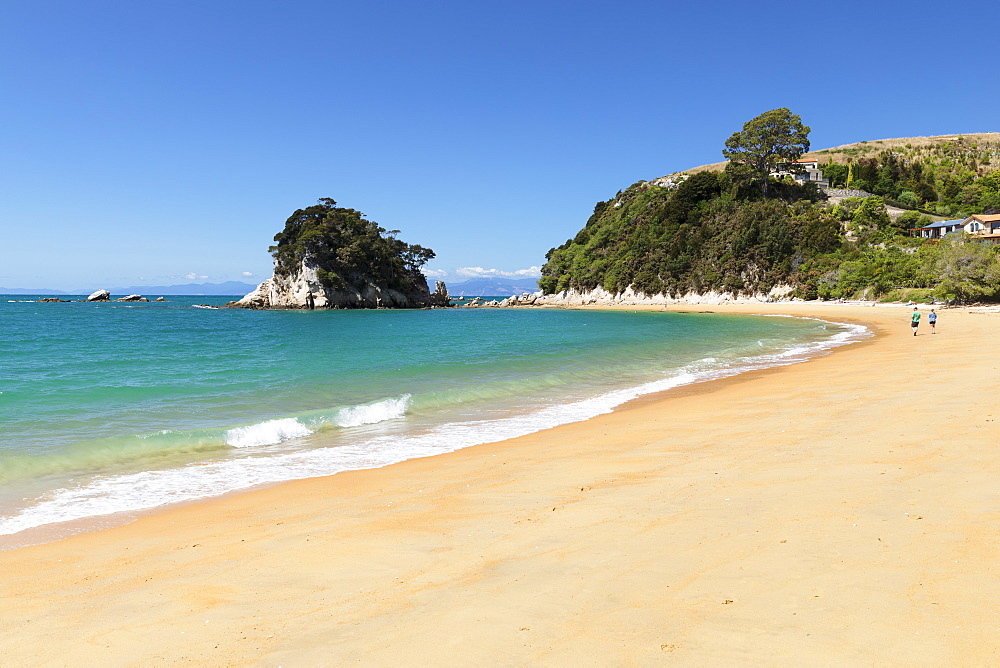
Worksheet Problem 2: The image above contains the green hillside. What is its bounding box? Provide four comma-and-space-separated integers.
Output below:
540, 122, 1000, 303
686, 133, 1000, 217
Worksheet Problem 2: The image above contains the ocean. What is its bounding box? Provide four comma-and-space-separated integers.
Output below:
0, 295, 868, 547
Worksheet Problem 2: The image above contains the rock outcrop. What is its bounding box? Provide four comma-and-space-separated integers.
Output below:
87, 289, 110, 302
116, 294, 148, 302
228, 198, 449, 310
458, 286, 796, 308
230, 258, 448, 310
460, 292, 540, 308
429, 281, 450, 307
530, 285, 795, 306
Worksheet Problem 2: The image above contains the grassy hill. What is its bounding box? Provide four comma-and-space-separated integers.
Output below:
682, 133, 1000, 176
672, 133, 1000, 221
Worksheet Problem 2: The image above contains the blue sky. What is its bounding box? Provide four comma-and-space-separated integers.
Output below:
1, 0, 997, 291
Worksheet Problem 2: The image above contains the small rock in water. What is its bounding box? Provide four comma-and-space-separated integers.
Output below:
87, 289, 111, 302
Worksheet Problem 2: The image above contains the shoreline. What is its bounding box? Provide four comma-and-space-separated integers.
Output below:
2, 302, 998, 664
0, 307, 866, 550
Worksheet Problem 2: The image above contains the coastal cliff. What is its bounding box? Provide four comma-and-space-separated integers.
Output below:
541, 128, 1000, 304
457, 285, 793, 308
230, 199, 448, 309
530, 285, 794, 306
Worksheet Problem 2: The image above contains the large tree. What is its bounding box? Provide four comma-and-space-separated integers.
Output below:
723, 108, 811, 195
932, 236, 1000, 303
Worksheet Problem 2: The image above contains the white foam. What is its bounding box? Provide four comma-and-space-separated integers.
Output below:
0, 320, 870, 538
224, 418, 312, 448
333, 395, 410, 428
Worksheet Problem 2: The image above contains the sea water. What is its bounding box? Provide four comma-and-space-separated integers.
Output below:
0, 295, 868, 546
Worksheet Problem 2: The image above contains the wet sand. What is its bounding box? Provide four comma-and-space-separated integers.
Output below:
2, 303, 998, 666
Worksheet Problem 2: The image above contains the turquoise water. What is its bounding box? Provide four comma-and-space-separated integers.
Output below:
0, 295, 867, 544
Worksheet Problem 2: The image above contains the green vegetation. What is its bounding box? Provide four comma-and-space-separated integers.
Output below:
540, 171, 836, 297
722, 108, 810, 196
270, 198, 435, 294
540, 119, 1000, 304
817, 136, 1000, 217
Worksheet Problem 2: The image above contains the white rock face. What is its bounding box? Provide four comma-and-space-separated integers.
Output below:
231, 259, 446, 309
430, 281, 449, 306
529, 284, 797, 307
87, 289, 110, 302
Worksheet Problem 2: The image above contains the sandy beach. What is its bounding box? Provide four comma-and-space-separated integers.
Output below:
2, 302, 998, 666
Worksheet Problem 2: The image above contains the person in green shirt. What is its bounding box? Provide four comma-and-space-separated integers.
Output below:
911, 307, 920, 336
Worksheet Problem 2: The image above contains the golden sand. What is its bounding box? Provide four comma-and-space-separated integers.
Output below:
2, 303, 998, 666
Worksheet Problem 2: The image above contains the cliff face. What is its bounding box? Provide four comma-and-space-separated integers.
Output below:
229, 198, 449, 309
531, 285, 794, 306
232, 259, 448, 309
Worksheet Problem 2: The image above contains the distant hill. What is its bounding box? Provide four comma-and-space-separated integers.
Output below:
0, 287, 69, 295
105, 281, 258, 296
447, 277, 540, 296
2, 281, 259, 296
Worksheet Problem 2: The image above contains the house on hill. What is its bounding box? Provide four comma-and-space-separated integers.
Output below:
771, 158, 830, 188
961, 214, 1000, 234
912, 218, 965, 239
911, 215, 1000, 243
961, 214, 1000, 244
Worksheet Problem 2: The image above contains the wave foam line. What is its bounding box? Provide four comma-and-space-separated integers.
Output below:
332, 394, 410, 428
0, 324, 868, 537
224, 395, 412, 448
225, 418, 312, 448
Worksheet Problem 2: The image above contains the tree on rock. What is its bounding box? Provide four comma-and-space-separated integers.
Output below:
227, 198, 444, 309
722, 108, 811, 196
269, 198, 435, 295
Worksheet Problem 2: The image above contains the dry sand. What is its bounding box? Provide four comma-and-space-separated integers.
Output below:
2, 303, 998, 666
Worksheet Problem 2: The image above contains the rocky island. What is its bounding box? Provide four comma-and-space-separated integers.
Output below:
229, 198, 448, 309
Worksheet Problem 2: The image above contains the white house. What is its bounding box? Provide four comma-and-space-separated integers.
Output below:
912, 218, 964, 238
771, 158, 830, 188
961, 214, 1000, 234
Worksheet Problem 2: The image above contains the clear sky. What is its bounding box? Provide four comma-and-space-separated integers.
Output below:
1, 0, 997, 291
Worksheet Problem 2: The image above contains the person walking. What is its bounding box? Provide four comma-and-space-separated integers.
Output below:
929, 308, 937, 334
911, 307, 920, 336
